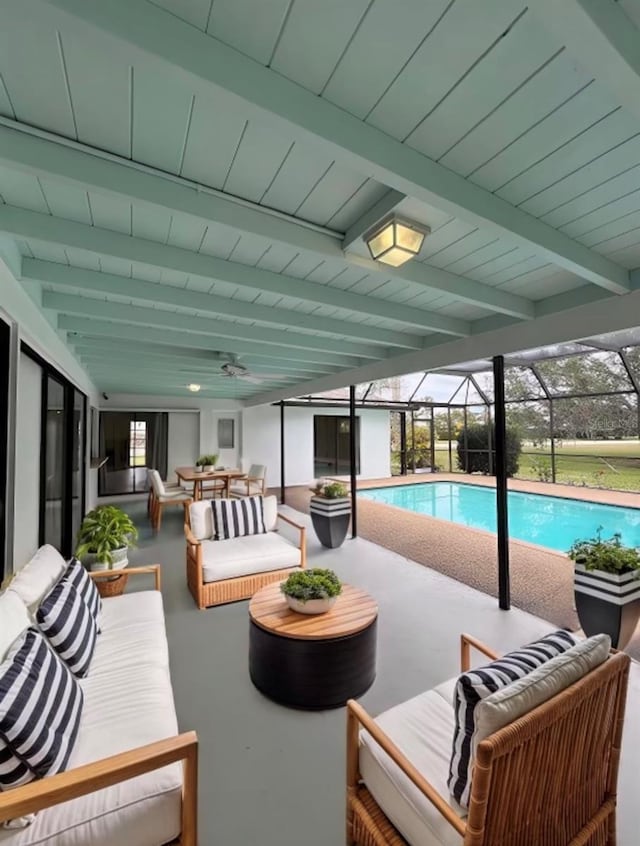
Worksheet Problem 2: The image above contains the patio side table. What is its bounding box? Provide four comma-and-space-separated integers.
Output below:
248, 582, 377, 710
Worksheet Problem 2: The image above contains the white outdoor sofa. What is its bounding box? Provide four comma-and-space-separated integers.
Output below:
184, 495, 306, 608
0, 547, 197, 846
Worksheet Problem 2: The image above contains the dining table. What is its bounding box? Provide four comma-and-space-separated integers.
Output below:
174, 466, 245, 500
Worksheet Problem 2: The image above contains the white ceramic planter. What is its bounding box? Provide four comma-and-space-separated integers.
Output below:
83, 546, 129, 572
285, 595, 337, 615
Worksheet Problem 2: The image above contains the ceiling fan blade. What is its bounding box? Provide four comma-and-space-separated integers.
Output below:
238, 374, 265, 384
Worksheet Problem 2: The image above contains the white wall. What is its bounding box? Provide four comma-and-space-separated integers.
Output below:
13, 354, 41, 567
166, 412, 200, 485
241, 405, 390, 488
1, 249, 100, 571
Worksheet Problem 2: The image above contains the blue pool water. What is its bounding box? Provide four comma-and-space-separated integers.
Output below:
359, 482, 640, 553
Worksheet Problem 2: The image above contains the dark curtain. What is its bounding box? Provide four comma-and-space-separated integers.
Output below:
148, 413, 168, 479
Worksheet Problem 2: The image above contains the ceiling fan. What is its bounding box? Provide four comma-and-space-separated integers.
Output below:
219, 357, 284, 385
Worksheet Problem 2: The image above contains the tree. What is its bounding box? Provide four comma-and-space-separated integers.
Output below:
457, 423, 522, 477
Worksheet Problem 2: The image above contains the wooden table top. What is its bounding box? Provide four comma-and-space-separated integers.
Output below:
175, 466, 243, 482
249, 582, 378, 641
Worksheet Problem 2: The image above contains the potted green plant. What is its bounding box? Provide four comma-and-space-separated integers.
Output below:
568, 527, 640, 648
309, 480, 351, 549
195, 454, 219, 473
280, 568, 342, 615
75, 505, 138, 572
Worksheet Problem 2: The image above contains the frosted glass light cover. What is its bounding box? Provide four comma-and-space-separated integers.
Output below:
376, 246, 414, 266
367, 225, 394, 259
395, 222, 425, 254
365, 216, 428, 265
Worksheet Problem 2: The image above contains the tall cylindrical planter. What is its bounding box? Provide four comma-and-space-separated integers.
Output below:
574, 563, 640, 649
310, 496, 351, 549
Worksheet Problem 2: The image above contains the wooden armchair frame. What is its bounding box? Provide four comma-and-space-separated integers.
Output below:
185, 512, 306, 609
1, 565, 198, 844
228, 474, 266, 498
346, 633, 630, 846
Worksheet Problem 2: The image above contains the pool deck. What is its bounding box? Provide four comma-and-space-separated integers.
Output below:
282, 473, 640, 660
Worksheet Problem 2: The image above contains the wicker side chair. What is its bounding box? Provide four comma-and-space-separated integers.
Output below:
346, 634, 630, 846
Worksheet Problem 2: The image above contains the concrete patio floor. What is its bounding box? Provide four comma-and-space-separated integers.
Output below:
283, 474, 640, 660
125, 498, 639, 846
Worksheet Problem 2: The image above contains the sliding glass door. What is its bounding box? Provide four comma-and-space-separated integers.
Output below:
313, 415, 360, 477
21, 344, 87, 558
0, 318, 9, 580
98, 411, 168, 496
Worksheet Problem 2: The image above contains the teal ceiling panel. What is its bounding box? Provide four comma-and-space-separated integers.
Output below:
367, 0, 524, 142
484, 256, 550, 287
63, 248, 101, 272
131, 205, 173, 242
542, 166, 640, 230
157, 268, 190, 288
59, 31, 131, 157
225, 235, 272, 268
198, 222, 240, 259
325, 180, 388, 232
439, 51, 591, 178
132, 263, 163, 284
39, 179, 92, 224
470, 84, 614, 193
260, 143, 334, 217
96, 256, 133, 277
425, 231, 499, 270
560, 190, 640, 240
180, 91, 246, 188
406, 11, 556, 161
28, 242, 69, 264
322, 0, 450, 121
437, 302, 493, 321
132, 65, 194, 173
277, 252, 327, 281
520, 135, 640, 219
206, 0, 292, 66
585, 213, 640, 251
223, 120, 292, 204
255, 243, 299, 274
0, 74, 15, 119
464, 248, 533, 283
304, 258, 359, 286
598, 243, 640, 270
270, 0, 371, 95
0, 170, 49, 213
295, 165, 370, 227
87, 193, 132, 235
590, 222, 640, 256
500, 269, 584, 299
166, 215, 209, 253
150, 0, 212, 30
497, 110, 639, 208
444, 241, 519, 278
0, 1, 75, 137
419, 220, 478, 262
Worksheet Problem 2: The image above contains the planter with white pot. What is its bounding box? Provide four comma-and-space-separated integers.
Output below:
280, 568, 342, 616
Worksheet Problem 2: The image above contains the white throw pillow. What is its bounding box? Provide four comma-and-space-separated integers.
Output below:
8, 545, 68, 614
0, 590, 30, 661
263, 496, 277, 532
474, 634, 611, 753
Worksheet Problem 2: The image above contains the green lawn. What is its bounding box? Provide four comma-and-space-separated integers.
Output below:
393, 440, 640, 490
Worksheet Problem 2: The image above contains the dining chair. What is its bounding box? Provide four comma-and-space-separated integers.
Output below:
149, 470, 192, 530
229, 465, 266, 497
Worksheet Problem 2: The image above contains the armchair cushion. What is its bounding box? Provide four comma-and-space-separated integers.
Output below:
0, 591, 30, 662
7, 545, 67, 614
201, 533, 301, 583
190, 495, 277, 540
359, 688, 464, 846
448, 629, 576, 807
212, 496, 265, 540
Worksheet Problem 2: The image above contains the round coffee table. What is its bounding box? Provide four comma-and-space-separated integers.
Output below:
248, 582, 378, 710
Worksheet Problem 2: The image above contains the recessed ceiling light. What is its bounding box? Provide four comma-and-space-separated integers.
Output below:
188, 383, 201, 392
364, 215, 430, 267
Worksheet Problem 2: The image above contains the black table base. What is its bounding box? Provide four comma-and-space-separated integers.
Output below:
249, 619, 377, 710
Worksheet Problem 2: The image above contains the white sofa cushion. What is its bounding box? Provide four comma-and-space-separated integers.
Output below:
0, 591, 30, 661
190, 494, 277, 540
8, 546, 67, 614
201, 533, 301, 582
474, 634, 610, 746
0, 591, 182, 846
360, 688, 464, 846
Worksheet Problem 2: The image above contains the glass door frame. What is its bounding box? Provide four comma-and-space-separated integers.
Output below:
22, 343, 87, 557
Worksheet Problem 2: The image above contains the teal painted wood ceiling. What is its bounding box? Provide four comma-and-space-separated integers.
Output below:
0, 0, 639, 400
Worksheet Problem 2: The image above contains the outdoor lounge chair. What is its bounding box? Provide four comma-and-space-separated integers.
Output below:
346, 633, 630, 846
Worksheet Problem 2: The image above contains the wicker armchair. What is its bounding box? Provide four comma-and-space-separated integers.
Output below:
347, 634, 630, 846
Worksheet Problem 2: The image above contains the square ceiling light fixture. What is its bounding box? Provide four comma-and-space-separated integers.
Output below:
364, 215, 430, 267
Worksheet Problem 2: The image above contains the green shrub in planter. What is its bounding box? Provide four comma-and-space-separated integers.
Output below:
280, 568, 342, 603
456, 423, 521, 477
196, 454, 219, 468
312, 480, 348, 498
75, 505, 138, 566
568, 527, 640, 575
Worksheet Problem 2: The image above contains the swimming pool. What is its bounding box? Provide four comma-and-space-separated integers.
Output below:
358, 482, 640, 553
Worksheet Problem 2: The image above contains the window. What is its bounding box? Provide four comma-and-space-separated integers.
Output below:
129, 420, 147, 467
218, 418, 235, 449
313, 416, 360, 477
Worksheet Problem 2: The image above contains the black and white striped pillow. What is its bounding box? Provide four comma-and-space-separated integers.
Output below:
212, 496, 266, 540
0, 628, 83, 789
63, 557, 101, 625
36, 580, 98, 678
448, 629, 576, 808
